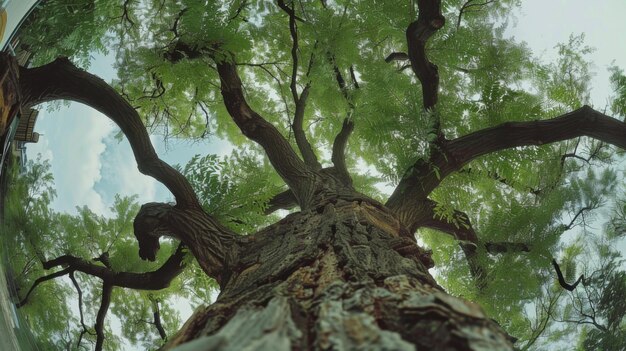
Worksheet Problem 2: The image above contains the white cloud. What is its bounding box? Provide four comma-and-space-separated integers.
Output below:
36, 103, 115, 214
101, 134, 160, 205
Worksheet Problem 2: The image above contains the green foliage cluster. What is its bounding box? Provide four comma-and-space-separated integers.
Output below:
179, 150, 283, 232
2, 159, 219, 350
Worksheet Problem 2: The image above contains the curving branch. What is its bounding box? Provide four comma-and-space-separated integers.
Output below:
416, 200, 531, 254
406, 0, 445, 111
163, 40, 321, 208
17, 56, 200, 209
15, 54, 238, 277
444, 106, 626, 166
387, 105, 626, 231
414, 200, 486, 283
552, 259, 586, 292
18, 245, 188, 351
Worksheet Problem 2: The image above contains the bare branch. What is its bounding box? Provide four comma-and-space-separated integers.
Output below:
69, 272, 95, 349
561, 206, 594, 231
456, 0, 495, 29
151, 297, 168, 340
216, 60, 319, 209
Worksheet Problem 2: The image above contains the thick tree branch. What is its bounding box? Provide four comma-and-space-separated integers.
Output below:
42, 244, 188, 290
265, 189, 298, 214
331, 118, 354, 185
414, 200, 486, 283
94, 282, 112, 351
17, 56, 200, 209
216, 60, 319, 208
417, 200, 531, 254
406, 0, 445, 111
445, 106, 626, 166
412, 199, 474, 240
293, 87, 320, 169
387, 106, 626, 230
385, 52, 410, 63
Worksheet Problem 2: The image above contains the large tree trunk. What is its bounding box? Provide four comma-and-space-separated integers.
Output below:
163, 199, 513, 351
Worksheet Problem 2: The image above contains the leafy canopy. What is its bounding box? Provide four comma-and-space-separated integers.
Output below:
7, 0, 626, 349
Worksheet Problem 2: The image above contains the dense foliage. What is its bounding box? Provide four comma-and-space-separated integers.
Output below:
3, 0, 626, 350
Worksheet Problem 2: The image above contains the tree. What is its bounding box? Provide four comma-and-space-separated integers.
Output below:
4, 0, 626, 350
2, 158, 197, 350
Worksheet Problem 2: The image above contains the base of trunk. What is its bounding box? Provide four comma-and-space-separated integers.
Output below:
163, 200, 514, 350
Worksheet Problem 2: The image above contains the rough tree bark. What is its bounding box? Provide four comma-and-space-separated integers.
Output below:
162, 199, 514, 350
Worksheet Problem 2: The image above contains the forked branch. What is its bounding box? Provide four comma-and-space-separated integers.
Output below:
18, 245, 187, 350
278, 0, 322, 169
216, 61, 319, 208
416, 200, 530, 254
387, 106, 626, 231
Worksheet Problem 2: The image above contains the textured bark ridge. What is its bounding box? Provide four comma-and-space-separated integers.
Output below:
163, 201, 513, 350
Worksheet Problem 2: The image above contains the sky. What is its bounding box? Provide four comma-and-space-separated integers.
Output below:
18, 0, 626, 347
